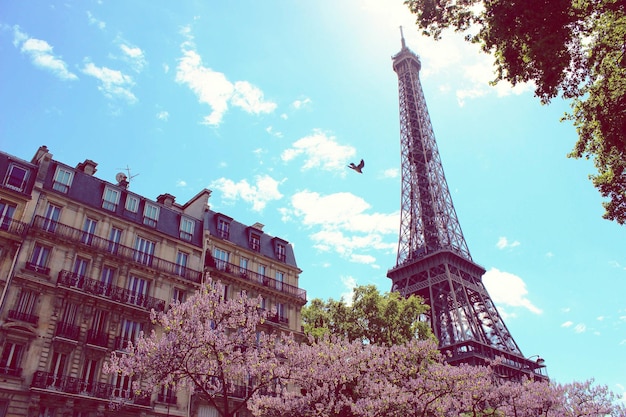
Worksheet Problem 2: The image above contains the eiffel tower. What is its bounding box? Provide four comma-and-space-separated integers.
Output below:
386, 30, 547, 381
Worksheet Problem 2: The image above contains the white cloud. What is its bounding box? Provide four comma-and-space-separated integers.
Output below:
292, 97, 312, 109
482, 267, 542, 314
381, 168, 399, 178
574, 323, 587, 333
210, 175, 284, 211
81, 60, 137, 103
156, 111, 169, 121
176, 180, 187, 187
175, 31, 276, 126
86, 11, 106, 30
496, 236, 520, 250
119, 43, 146, 72
281, 130, 356, 172
266, 126, 283, 138
282, 190, 398, 263
340, 276, 357, 304
13, 26, 78, 81
561, 321, 574, 328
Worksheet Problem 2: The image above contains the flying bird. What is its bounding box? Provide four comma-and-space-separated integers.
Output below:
348, 159, 364, 173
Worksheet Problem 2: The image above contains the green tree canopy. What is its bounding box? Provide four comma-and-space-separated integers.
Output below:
406, 0, 626, 223
302, 284, 433, 346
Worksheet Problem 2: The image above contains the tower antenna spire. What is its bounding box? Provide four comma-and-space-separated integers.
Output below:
399, 25, 406, 48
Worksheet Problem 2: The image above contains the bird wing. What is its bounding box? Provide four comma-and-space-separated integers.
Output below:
357, 159, 365, 169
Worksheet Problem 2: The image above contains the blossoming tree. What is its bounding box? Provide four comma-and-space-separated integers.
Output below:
104, 280, 290, 417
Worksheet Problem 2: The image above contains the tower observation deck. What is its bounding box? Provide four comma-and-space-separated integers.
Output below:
387, 31, 547, 381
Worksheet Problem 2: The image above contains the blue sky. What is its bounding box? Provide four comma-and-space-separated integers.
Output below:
1, 0, 625, 401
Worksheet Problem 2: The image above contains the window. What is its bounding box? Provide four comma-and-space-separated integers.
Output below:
72, 257, 89, 282
277, 303, 287, 323
0, 341, 24, 376
118, 319, 142, 351
81, 217, 97, 245
87, 308, 109, 347
0, 201, 16, 231
133, 236, 155, 266
80, 358, 99, 394
217, 219, 230, 239
213, 248, 229, 271
198, 405, 220, 417
276, 243, 286, 262
111, 373, 133, 399
258, 264, 266, 285
143, 203, 159, 227
276, 271, 284, 291
250, 233, 261, 252
108, 227, 122, 254
12, 289, 37, 319
42, 203, 61, 232
180, 217, 194, 241
125, 195, 139, 213
99, 266, 115, 296
3, 163, 29, 192
38, 406, 56, 417
102, 187, 120, 211
158, 385, 177, 404
172, 288, 186, 304
57, 302, 79, 339
239, 257, 249, 276
49, 350, 68, 388
127, 275, 149, 306
28, 243, 51, 274
175, 251, 188, 277
52, 167, 73, 193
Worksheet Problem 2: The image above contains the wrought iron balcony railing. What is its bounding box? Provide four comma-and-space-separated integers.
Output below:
58, 270, 166, 312
7, 309, 38, 326
0, 218, 28, 238
31, 370, 151, 406
86, 329, 109, 348
54, 321, 81, 341
0, 366, 22, 377
32, 216, 202, 283
210, 259, 306, 302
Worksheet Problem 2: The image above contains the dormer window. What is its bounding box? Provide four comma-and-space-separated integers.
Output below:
3, 164, 29, 193
143, 203, 159, 228
102, 187, 120, 212
52, 167, 74, 193
249, 233, 261, 252
215, 214, 232, 240
217, 219, 230, 239
180, 217, 194, 241
273, 237, 288, 262
125, 195, 139, 213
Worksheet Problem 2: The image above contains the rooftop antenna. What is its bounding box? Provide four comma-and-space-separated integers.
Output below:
400, 25, 406, 48
117, 165, 139, 183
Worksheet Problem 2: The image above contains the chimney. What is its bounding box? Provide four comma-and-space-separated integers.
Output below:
157, 193, 176, 207
76, 159, 98, 176
251, 222, 264, 231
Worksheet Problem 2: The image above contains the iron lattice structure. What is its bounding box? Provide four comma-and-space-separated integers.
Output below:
387, 34, 547, 381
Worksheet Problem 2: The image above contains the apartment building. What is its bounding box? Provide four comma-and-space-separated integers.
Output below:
0, 146, 305, 417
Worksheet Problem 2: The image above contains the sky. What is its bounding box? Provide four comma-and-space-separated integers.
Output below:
1, 0, 625, 402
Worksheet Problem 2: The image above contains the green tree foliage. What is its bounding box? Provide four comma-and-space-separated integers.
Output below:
405, 0, 626, 223
302, 284, 433, 345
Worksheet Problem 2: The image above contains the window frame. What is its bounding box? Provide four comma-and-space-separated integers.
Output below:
179, 217, 194, 241
102, 186, 120, 211
52, 166, 74, 193
0, 200, 17, 231
143, 203, 159, 227
125, 195, 139, 213
3, 163, 29, 193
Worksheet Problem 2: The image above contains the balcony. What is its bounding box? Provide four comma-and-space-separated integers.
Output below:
54, 322, 81, 341
31, 371, 151, 406
0, 366, 22, 377
32, 216, 202, 283
7, 309, 38, 326
208, 259, 306, 303
25, 262, 50, 276
0, 218, 28, 238
86, 329, 109, 348
58, 270, 166, 312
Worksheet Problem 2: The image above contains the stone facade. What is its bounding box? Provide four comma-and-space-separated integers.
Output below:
0, 146, 305, 417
